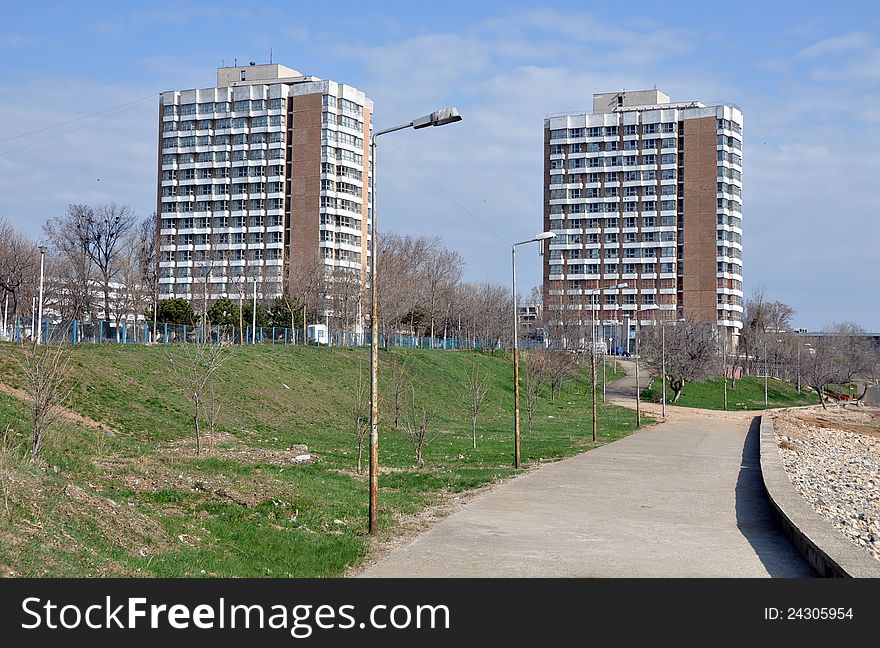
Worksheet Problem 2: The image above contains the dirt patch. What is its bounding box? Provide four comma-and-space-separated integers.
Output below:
157, 432, 317, 466
95, 455, 282, 509
62, 484, 171, 556
0, 381, 119, 437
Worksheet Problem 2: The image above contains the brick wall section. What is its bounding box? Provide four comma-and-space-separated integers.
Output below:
288, 92, 323, 291
681, 116, 717, 322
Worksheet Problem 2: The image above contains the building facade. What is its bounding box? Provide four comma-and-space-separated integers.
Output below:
543, 89, 743, 348
157, 63, 372, 311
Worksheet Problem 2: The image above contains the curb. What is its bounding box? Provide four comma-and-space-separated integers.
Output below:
758, 416, 880, 578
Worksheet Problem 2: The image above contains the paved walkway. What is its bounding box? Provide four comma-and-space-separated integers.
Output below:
360, 361, 815, 577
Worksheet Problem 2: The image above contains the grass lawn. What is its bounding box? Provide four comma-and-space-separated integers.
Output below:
642, 375, 817, 411
0, 343, 636, 577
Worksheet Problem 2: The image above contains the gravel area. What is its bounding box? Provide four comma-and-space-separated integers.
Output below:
773, 407, 880, 562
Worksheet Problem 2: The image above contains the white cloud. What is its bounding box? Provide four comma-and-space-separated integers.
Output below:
797, 31, 873, 59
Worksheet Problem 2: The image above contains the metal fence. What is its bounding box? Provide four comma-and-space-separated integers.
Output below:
1, 316, 551, 351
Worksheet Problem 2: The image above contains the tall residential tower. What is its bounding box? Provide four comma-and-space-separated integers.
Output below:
157, 63, 372, 310
543, 89, 743, 347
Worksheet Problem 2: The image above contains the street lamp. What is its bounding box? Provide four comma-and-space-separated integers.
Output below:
512, 231, 554, 468
634, 303, 659, 427
640, 304, 663, 417
37, 245, 47, 345
587, 282, 627, 442
368, 107, 462, 534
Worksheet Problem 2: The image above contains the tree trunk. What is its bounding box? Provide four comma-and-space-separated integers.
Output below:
815, 387, 827, 409
103, 277, 111, 343
472, 416, 477, 449
193, 399, 201, 456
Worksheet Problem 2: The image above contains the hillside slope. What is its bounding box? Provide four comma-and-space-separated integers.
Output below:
0, 344, 635, 577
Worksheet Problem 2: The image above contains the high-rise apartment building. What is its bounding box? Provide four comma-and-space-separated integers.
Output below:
543, 89, 743, 347
157, 63, 372, 310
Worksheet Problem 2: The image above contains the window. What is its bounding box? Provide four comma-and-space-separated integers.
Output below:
624, 124, 637, 135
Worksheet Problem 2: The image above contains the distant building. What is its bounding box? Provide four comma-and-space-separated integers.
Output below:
518, 303, 543, 339
543, 89, 743, 347
157, 63, 373, 306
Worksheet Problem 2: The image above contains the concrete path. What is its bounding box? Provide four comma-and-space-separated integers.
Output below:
360, 361, 815, 577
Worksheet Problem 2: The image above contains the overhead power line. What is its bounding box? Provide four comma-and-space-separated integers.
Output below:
0, 72, 215, 156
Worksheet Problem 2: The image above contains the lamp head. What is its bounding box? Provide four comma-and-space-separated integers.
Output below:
413, 107, 462, 129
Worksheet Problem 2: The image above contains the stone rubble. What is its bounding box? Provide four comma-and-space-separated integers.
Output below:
774, 408, 880, 562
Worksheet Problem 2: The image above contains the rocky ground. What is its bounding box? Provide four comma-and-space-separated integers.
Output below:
773, 407, 880, 561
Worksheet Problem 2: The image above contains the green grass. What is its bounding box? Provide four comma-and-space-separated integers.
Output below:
642, 375, 817, 410
0, 343, 637, 577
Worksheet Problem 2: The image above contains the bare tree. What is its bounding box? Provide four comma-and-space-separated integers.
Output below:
388, 357, 411, 430
350, 361, 370, 473
523, 350, 550, 434
168, 342, 229, 455
135, 215, 160, 342
0, 218, 39, 326
17, 341, 74, 459
290, 250, 328, 333
424, 247, 464, 346
545, 351, 578, 402
464, 361, 491, 449
736, 288, 795, 376
802, 323, 876, 409
45, 203, 135, 338
401, 386, 438, 465
639, 317, 717, 403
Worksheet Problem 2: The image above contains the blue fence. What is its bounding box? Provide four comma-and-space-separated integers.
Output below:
1, 316, 548, 351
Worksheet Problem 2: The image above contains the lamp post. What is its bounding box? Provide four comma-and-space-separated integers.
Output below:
587, 283, 627, 441
639, 304, 661, 420
37, 245, 47, 345
368, 107, 462, 534
764, 339, 769, 408
513, 232, 555, 467
634, 303, 659, 427
252, 278, 257, 345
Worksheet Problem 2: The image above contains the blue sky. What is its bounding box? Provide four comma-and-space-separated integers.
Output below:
1, 0, 878, 330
